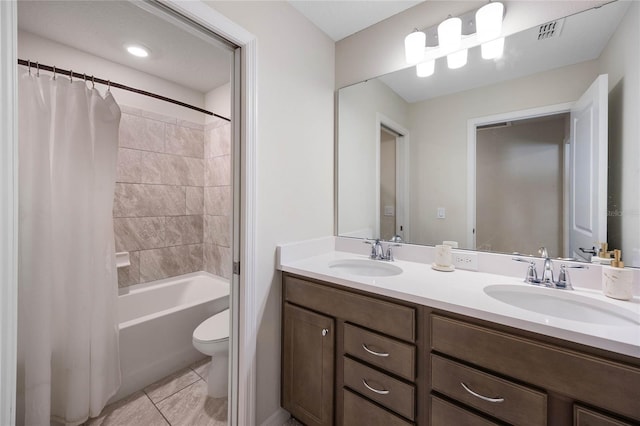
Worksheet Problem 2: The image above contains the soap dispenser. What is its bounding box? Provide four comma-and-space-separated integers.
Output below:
602, 249, 633, 300
592, 242, 613, 265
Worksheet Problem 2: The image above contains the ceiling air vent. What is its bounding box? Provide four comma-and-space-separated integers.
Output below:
538, 18, 565, 40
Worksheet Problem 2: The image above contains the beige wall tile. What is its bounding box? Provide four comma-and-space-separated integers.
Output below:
204, 244, 232, 279
205, 156, 231, 187
114, 217, 165, 251
203, 215, 231, 247
162, 155, 204, 187
205, 123, 231, 159
165, 124, 204, 158
139, 244, 203, 283
141, 110, 177, 125
178, 119, 205, 131
114, 184, 186, 218
166, 215, 203, 246
186, 187, 204, 215
117, 251, 140, 288
119, 114, 165, 152
204, 186, 231, 216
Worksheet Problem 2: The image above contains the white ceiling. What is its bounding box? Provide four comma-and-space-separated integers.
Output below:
376, 0, 630, 103
288, 0, 424, 41
17, 1, 233, 94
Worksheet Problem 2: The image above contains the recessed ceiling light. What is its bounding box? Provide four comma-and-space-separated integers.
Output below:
126, 44, 150, 58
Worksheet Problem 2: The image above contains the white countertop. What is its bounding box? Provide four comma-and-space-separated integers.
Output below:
278, 246, 640, 359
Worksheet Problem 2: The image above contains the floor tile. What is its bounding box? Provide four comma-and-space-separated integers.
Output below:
85, 391, 168, 426
283, 418, 304, 426
156, 380, 227, 426
191, 357, 211, 381
144, 367, 202, 404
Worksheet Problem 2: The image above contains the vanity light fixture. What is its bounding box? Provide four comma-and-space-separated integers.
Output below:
404, 30, 426, 64
416, 59, 435, 77
125, 44, 150, 58
476, 1, 505, 59
404, 1, 504, 77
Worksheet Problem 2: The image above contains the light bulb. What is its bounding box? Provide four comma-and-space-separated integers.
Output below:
476, 2, 504, 42
447, 49, 467, 69
437, 17, 462, 52
481, 37, 504, 59
404, 31, 426, 64
126, 44, 149, 58
416, 60, 435, 77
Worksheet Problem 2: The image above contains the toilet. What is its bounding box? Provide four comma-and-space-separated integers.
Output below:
192, 309, 230, 398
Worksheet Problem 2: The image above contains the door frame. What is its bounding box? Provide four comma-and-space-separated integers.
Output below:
0, 2, 259, 425
375, 113, 410, 241
466, 102, 573, 250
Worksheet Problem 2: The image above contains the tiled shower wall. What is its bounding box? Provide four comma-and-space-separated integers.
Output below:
114, 106, 231, 287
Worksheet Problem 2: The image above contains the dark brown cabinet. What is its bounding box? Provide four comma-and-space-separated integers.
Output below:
282, 303, 335, 426
281, 272, 640, 426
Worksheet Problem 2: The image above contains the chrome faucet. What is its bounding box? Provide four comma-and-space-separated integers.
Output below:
363, 239, 400, 261
512, 247, 588, 290
539, 247, 554, 285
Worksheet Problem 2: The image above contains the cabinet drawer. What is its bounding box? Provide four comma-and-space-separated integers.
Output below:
343, 389, 413, 426
431, 314, 640, 421
574, 405, 636, 426
285, 274, 415, 342
431, 395, 500, 426
344, 323, 415, 381
343, 357, 415, 420
431, 354, 547, 425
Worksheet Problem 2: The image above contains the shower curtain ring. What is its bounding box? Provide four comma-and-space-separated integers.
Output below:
53, 66, 56, 80
28, 59, 31, 75
70, 70, 73, 83
92, 75, 95, 89
107, 80, 111, 92
83, 73, 87, 85
36, 62, 40, 77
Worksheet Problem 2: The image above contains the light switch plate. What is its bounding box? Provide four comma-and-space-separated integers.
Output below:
437, 207, 445, 219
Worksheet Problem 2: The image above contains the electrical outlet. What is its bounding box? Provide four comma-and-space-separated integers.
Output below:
452, 251, 478, 271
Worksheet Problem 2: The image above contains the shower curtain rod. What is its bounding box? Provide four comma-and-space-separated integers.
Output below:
17, 59, 230, 122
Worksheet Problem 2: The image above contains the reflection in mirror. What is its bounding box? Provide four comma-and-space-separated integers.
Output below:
337, 1, 640, 267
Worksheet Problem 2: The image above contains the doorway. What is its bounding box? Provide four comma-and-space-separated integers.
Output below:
376, 115, 410, 242
14, 2, 250, 422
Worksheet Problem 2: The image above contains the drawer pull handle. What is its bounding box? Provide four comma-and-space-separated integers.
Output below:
322, 328, 329, 337
362, 379, 390, 395
461, 382, 504, 403
362, 343, 389, 357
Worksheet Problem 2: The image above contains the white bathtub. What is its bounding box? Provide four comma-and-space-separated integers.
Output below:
110, 271, 229, 403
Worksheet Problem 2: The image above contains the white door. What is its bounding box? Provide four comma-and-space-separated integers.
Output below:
569, 74, 608, 261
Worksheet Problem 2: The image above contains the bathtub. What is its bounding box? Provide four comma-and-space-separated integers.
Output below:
110, 271, 229, 403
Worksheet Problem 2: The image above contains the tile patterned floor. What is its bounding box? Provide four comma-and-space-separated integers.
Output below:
85, 358, 227, 426
84, 356, 301, 426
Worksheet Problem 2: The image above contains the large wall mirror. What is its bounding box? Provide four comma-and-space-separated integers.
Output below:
337, 1, 640, 267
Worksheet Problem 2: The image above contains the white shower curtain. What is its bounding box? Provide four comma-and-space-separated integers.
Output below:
17, 73, 121, 425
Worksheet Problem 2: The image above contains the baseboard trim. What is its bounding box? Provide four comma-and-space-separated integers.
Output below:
260, 408, 291, 426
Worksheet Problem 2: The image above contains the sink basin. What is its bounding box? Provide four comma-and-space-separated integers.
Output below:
328, 259, 403, 277
484, 284, 639, 326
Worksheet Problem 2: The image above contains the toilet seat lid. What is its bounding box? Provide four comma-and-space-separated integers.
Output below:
193, 309, 230, 343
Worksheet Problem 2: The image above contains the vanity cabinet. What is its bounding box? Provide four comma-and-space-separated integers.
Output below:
282, 272, 640, 426
430, 314, 640, 426
282, 273, 425, 425
282, 303, 335, 426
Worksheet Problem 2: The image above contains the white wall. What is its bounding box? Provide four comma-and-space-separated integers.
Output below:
337, 78, 409, 237
335, 1, 608, 88
599, 0, 640, 266
203, 2, 335, 424
407, 60, 599, 247
18, 31, 207, 124
205, 82, 231, 121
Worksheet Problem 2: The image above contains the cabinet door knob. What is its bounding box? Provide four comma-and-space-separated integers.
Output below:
322, 328, 329, 336
362, 379, 390, 395
362, 343, 389, 357
461, 382, 504, 403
